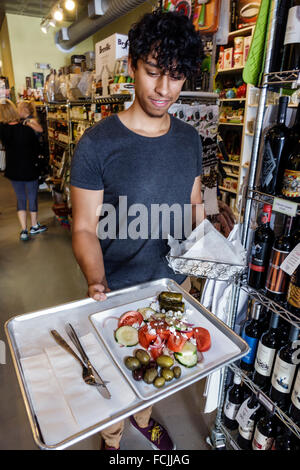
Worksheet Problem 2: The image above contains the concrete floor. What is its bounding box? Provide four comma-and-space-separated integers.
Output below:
0, 174, 216, 450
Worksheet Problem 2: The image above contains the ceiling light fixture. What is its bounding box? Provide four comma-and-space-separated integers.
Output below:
49, 17, 57, 27
53, 5, 63, 22
65, 0, 75, 11
40, 19, 50, 34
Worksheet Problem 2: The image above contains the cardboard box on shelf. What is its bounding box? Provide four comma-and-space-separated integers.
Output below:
95, 33, 128, 78
224, 48, 233, 69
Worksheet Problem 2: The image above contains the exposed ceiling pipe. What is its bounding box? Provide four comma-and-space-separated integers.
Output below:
55, 0, 148, 52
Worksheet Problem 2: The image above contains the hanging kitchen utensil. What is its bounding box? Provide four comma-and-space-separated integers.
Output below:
175, 0, 192, 18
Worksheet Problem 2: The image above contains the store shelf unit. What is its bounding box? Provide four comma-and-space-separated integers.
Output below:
209, 0, 300, 451
216, 26, 258, 218
45, 95, 131, 225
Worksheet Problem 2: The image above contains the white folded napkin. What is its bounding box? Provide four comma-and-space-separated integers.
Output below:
20, 333, 136, 447
168, 220, 246, 266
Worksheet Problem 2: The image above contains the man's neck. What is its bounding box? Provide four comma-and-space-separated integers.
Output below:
118, 101, 171, 138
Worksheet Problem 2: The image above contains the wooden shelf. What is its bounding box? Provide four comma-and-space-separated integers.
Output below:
228, 26, 255, 38
219, 186, 238, 194
217, 66, 244, 75
219, 122, 244, 126
219, 98, 246, 102
225, 172, 239, 178
218, 160, 241, 167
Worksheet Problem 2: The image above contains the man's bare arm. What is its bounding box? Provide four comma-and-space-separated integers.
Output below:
71, 186, 109, 301
190, 175, 205, 228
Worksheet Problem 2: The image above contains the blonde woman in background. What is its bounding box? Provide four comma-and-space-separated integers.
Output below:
0, 99, 47, 241
17, 100, 43, 134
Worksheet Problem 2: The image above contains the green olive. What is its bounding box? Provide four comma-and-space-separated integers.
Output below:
154, 376, 165, 388
156, 355, 174, 369
124, 356, 141, 371
143, 367, 158, 384
161, 368, 174, 381
172, 366, 182, 379
135, 349, 150, 365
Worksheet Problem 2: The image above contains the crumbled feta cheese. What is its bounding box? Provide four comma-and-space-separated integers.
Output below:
181, 334, 188, 339
190, 337, 196, 345
148, 328, 156, 335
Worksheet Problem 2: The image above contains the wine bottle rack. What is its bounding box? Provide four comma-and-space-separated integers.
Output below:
218, 423, 241, 450
229, 363, 300, 440
247, 189, 300, 216
239, 282, 300, 328
263, 70, 300, 89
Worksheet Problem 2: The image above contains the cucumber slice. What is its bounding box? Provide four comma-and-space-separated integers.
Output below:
137, 307, 157, 322
115, 326, 139, 347
174, 341, 197, 368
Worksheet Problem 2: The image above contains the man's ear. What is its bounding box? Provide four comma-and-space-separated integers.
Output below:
128, 56, 135, 80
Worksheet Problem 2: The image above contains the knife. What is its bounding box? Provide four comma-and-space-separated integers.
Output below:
66, 323, 111, 399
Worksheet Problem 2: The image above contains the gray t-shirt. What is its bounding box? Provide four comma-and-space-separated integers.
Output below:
71, 114, 202, 290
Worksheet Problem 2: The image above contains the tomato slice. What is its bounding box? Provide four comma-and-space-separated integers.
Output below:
193, 327, 211, 352
138, 325, 157, 349
148, 336, 165, 360
150, 321, 170, 341
166, 332, 187, 352
118, 310, 143, 328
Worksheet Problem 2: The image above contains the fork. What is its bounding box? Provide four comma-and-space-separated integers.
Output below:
50, 330, 102, 387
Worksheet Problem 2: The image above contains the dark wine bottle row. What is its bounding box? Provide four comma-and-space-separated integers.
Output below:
260, 97, 300, 202
222, 314, 300, 450
248, 207, 300, 316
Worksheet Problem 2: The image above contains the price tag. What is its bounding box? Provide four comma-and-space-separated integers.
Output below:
272, 197, 298, 217
257, 391, 275, 414
280, 244, 300, 276
236, 397, 260, 428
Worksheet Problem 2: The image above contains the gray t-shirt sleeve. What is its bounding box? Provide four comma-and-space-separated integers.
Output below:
197, 135, 203, 177
70, 133, 104, 190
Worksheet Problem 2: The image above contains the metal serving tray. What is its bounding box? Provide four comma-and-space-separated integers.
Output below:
5, 278, 248, 450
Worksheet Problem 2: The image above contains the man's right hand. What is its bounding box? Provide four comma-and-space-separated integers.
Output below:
88, 283, 111, 301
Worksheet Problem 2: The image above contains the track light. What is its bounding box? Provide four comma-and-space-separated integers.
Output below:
65, 0, 75, 11
53, 5, 63, 22
49, 17, 57, 27
40, 19, 50, 34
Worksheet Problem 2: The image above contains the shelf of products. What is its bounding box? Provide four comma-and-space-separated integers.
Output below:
46, 96, 131, 226
210, 0, 300, 452
229, 363, 300, 441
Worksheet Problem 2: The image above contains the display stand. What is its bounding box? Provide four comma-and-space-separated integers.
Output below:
208, 0, 300, 450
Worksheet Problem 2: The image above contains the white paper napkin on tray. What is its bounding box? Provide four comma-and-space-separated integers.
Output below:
20, 333, 136, 447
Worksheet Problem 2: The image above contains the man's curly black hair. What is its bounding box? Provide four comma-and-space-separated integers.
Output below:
128, 10, 204, 79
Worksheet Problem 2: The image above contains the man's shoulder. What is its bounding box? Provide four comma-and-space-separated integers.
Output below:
171, 115, 199, 139
82, 115, 118, 142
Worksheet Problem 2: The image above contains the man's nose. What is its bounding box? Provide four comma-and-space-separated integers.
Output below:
154, 74, 170, 96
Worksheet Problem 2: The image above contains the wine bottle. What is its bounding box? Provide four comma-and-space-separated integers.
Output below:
265, 216, 294, 301
252, 410, 276, 450
272, 425, 299, 450
269, 0, 293, 74
269, 324, 299, 409
281, 1, 300, 72
252, 312, 281, 391
248, 204, 275, 289
236, 394, 262, 450
261, 96, 289, 195
280, 138, 300, 202
287, 265, 300, 315
223, 373, 244, 430
290, 368, 300, 423
240, 302, 262, 374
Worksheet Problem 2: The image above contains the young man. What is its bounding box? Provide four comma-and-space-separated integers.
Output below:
70, 11, 204, 450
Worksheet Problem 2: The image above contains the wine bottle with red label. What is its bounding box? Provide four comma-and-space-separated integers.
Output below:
265, 216, 294, 301
252, 410, 276, 450
248, 204, 274, 290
